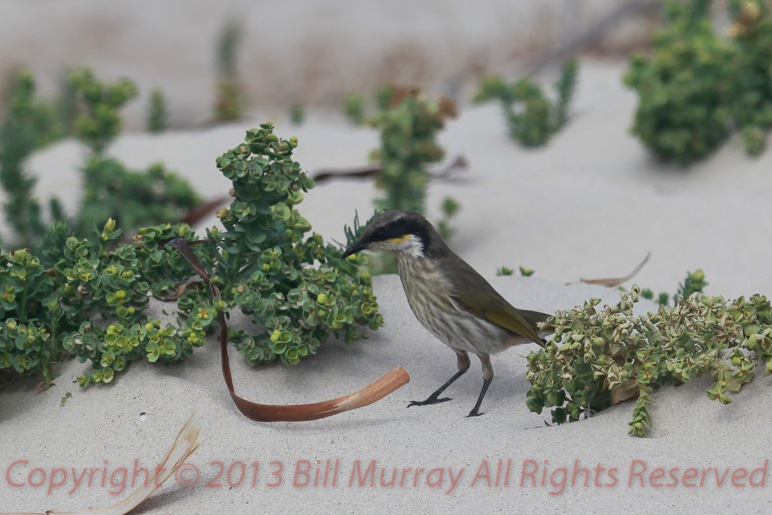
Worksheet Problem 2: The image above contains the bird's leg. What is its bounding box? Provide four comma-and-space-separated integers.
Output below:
467, 355, 493, 417
408, 351, 470, 407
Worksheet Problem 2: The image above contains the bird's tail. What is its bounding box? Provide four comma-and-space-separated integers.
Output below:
520, 309, 552, 348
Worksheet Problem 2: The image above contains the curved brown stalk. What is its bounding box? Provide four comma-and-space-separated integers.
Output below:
161, 237, 409, 422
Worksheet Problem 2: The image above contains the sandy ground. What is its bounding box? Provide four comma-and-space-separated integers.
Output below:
3, 58, 772, 513
5, 277, 772, 514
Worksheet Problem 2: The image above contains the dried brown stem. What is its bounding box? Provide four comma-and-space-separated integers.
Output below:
571, 252, 651, 288
312, 155, 467, 183
160, 237, 409, 422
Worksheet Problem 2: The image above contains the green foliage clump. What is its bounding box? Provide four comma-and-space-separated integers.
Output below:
367, 88, 461, 274
197, 123, 382, 364
436, 196, 461, 240
68, 68, 200, 235
1, 69, 76, 150
78, 159, 200, 236
624, 0, 731, 164
290, 105, 305, 126
474, 59, 578, 148
0, 220, 207, 388
375, 84, 395, 111
625, 0, 772, 164
343, 93, 365, 125
726, 0, 772, 155
147, 88, 168, 133
69, 68, 137, 155
371, 88, 456, 213
214, 18, 244, 122
341, 86, 462, 251
0, 71, 47, 249
0, 123, 383, 389
526, 285, 772, 437
0, 68, 200, 250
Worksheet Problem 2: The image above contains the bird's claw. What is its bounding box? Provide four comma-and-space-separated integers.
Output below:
407, 397, 452, 408
466, 409, 484, 418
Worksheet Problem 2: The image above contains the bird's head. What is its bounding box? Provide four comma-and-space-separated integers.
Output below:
341, 210, 448, 260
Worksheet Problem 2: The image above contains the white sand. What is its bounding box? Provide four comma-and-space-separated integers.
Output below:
3, 59, 772, 513
6, 277, 771, 514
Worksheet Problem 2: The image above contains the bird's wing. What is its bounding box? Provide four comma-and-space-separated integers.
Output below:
443, 256, 545, 345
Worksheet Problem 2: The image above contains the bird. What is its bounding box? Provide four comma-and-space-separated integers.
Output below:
341, 210, 550, 417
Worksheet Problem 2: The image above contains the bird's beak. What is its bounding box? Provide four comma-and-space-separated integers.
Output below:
341, 240, 369, 259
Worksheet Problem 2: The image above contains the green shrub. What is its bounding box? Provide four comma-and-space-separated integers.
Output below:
0, 69, 84, 250
367, 88, 461, 274
147, 88, 168, 133
69, 68, 137, 155
474, 59, 578, 148
625, 0, 772, 163
0, 69, 200, 249
78, 158, 200, 235
371, 88, 456, 213
343, 93, 365, 125
726, 0, 772, 155
436, 196, 461, 240
0, 220, 206, 388
526, 279, 772, 437
202, 123, 382, 364
641, 269, 708, 307
624, 1, 731, 164
0, 71, 46, 249
290, 105, 305, 126
0, 124, 383, 390
68, 69, 200, 235
213, 18, 244, 122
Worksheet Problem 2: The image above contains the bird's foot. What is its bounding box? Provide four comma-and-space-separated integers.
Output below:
407, 396, 452, 408
466, 408, 484, 418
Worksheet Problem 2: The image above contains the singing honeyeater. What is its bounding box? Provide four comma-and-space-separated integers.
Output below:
341, 210, 549, 417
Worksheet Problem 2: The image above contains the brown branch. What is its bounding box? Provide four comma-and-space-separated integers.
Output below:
179, 195, 230, 227
312, 155, 468, 184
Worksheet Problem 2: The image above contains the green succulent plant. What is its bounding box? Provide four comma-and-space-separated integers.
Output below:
0, 123, 383, 391
0, 71, 47, 250
625, 0, 772, 164
371, 88, 456, 214
213, 18, 244, 122
194, 123, 383, 365
527, 283, 772, 437
68, 68, 200, 236
474, 59, 578, 148
366, 88, 460, 273
147, 87, 169, 133
343, 93, 365, 125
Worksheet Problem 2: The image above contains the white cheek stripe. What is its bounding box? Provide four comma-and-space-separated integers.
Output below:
399, 235, 424, 257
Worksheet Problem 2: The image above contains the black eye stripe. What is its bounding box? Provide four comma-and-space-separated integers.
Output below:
368, 219, 423, 243
358, 211, 449, 257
